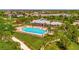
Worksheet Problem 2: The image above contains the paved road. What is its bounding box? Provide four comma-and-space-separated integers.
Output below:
12, 37, 31, 50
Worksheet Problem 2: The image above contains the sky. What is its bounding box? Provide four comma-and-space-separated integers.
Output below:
0, 0, 79, 9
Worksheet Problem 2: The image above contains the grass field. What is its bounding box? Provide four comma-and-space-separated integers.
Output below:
0, 40, 20, 50
14, 32, 44, 50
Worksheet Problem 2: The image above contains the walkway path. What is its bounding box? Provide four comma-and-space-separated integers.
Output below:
12, 37, 31, 50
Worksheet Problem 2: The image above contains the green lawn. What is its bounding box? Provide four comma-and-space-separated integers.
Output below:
44, 43, 60, 50
0, 40, 20, 50
14, 32, 44, 50
67, 42, 79, 50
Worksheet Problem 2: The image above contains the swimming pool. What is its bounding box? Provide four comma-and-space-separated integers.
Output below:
22, 27, 48, 35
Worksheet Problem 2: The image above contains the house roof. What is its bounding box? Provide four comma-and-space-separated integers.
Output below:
51, 22, 62, 25
32, 18, 50, 24
32, 18, 62, 25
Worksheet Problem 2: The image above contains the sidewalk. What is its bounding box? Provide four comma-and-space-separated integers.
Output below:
12, 37, 31, 50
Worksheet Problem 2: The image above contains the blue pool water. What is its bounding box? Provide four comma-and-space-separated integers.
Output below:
22, 27, 47, 35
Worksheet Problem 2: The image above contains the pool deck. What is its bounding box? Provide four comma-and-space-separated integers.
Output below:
16, 25, 48, 37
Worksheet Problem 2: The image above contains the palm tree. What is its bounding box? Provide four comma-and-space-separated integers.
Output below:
41, 20, 79, 50
0, 17, 15, 41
